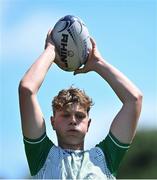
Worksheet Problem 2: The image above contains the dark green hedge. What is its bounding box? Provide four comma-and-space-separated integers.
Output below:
117, 130, 157, 179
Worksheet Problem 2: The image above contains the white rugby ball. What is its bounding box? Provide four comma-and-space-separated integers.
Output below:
51, 15, 91, 71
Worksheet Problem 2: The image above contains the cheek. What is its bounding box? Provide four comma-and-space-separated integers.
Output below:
54, 119, 66, 130
80, 121, 89, 132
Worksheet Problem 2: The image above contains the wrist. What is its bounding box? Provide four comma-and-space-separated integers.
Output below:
45, 45, 56, 61
46, 44, 55, 52
92, 58, 106, 72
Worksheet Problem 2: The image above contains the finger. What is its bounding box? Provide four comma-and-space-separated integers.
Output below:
90, 37, 97, 49
86, 48, 92, 62
45, 30, 50, 49
48, 28, 53, 36
45, 28, 54, 49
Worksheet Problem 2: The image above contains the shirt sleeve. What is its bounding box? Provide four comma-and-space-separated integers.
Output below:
23, 132, 53, 176
96, 131, 130, 177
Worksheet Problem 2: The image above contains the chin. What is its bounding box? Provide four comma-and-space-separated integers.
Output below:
65, 135, 84, 145
57, 131, 86, 148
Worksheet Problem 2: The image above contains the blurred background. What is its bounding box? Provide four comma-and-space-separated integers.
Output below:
0, 0, 157, 178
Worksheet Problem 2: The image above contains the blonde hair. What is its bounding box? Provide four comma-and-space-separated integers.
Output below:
52, 87, 93, 115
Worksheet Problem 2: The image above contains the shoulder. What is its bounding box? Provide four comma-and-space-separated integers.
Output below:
95, 131, 130, 176
23, 132, 54, 176
96, 132, 130, 151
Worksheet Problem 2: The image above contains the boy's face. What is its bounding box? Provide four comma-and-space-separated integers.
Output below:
51, 103, 91, 149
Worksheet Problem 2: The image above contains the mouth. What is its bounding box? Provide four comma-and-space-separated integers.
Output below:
67, 129, 79, 133
68, 129, 78, 132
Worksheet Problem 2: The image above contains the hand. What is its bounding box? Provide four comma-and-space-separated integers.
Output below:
74, 37, 103, 75
44, 29, 56, 50
45, 29, 70, 70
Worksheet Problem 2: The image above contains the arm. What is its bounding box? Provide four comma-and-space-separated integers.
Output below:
18, 30, 56, 139
75, 38, 143, 144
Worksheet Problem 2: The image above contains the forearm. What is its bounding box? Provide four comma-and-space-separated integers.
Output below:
79, 38, 143, 143
20, 46, 55, 94
94, 59, 142, 104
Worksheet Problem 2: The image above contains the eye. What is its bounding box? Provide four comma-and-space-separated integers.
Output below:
75, 113, 86, 120
62, 113, 71, 118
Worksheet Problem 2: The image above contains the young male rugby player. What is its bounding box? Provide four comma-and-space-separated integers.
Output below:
19, 29, 142, 179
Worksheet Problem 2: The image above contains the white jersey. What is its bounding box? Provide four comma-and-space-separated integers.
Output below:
24, 132, 130, 179
35, 145, 115, 179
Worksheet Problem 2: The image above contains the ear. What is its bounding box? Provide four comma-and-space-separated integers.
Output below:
50, 116, 56, 130
87, 118, 91, 132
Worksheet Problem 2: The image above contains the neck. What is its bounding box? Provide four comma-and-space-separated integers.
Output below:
58, 141, 84, 150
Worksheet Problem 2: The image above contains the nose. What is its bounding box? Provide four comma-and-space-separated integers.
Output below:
69, 115, 77, 125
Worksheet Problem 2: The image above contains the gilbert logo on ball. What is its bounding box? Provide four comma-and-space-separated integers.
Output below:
51, 15, 92, 71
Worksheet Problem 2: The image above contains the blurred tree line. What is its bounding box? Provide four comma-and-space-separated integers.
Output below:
117, 130, 157, 179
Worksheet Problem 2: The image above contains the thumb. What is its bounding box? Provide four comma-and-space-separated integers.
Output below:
73, 68, 86, 75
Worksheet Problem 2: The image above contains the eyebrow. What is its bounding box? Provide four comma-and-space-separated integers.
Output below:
63, 110, 86, 114
75, 111, 86, 115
